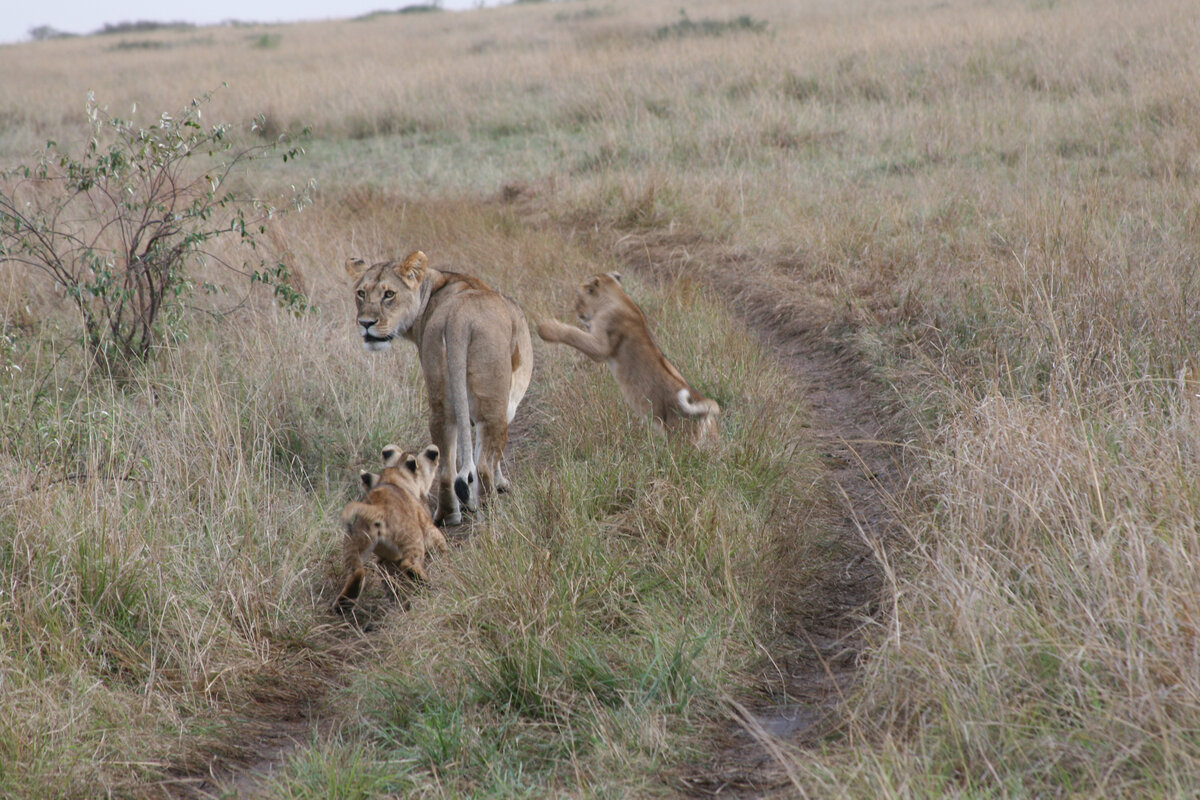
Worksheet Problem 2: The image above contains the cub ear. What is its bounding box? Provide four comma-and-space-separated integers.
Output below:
346, 258, 369, 281
381, 444, 402, 468
396, 250, 428, 283
404, 455, 419, 474
607, 271, 622, 284
422, 445, 440, 464
359, 469, 380, 491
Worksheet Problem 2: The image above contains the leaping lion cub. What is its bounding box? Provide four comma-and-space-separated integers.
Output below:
347, 251, 534, 525
335, 444, 448, 612
538, 272, 719, 442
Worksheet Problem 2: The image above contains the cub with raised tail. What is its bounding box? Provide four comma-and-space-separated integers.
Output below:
537, 272, 719, 443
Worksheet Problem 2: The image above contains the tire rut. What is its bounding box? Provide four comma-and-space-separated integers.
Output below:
158, 624, 373, 799
608, 233, 901, 796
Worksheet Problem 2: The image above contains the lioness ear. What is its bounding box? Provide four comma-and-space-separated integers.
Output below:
396, 250, 428, 282
607, 271, 622, 284
346, 258, 368, 281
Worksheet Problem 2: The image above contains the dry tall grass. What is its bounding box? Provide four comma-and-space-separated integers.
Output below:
3, 0, 1200, 795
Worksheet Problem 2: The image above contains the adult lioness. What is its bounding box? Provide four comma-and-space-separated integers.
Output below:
537, 272, 719, 442
335, 443, 447, 611
347, 250, 534, 525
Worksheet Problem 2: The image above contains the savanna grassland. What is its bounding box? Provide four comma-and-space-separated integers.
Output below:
2, 0, 1200, 797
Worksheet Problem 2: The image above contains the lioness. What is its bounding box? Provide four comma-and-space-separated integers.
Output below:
347, 250, 534, 525
335, 444, 448, 611
537, 272, 719, 442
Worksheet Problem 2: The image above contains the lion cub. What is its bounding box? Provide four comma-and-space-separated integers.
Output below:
537, 272, 719, 442
334, 443, 448, 611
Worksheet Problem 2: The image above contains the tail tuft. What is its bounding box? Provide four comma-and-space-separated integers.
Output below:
676, 388, 719, 419
454, 472, 475, 506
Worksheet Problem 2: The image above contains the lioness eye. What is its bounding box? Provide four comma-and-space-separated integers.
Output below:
356, 290, 365, 299
383, 290, 395, 300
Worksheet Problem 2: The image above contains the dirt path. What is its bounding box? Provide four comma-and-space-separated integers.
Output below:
606, 233, 900, 796
158, 624, 371, 799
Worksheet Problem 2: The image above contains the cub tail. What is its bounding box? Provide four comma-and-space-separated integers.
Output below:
676, 388, 719, 419
676, 388, 720, 443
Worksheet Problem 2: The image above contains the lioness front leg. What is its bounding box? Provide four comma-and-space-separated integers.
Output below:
537, 319, 611, 362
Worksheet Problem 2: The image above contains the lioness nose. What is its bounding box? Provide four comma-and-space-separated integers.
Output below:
358, 317, 376, 329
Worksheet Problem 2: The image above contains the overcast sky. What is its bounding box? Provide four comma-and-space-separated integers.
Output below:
1, 0, 495, 45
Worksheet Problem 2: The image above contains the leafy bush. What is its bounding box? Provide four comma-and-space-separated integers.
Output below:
0, 89, 310, 368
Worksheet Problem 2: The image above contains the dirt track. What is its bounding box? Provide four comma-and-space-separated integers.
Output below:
610, 232, 898, 795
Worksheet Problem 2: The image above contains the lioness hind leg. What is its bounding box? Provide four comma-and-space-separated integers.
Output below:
473, 417, 508, 499
452, 426, 478, 511
494, 460, 511, 493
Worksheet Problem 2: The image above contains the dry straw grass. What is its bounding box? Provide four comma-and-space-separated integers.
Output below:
2, 0, 1200, 795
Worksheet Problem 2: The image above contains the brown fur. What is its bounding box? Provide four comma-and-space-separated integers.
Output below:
537, 273, 719, 442
334, 444, 448, 611
346, 251, 534, 525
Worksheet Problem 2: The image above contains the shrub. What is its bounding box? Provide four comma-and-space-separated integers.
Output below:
0, 89, 310, 369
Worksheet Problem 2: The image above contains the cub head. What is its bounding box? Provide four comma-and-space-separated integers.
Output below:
573, 272, 624, 325
345, 250, 429, 352
378, 443, 440, 498
381, 443, 404, 469
359, 469, 380, 492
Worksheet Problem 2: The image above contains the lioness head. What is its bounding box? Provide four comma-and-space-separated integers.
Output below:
574, 272, 623, 325
345, 250, 429, 352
